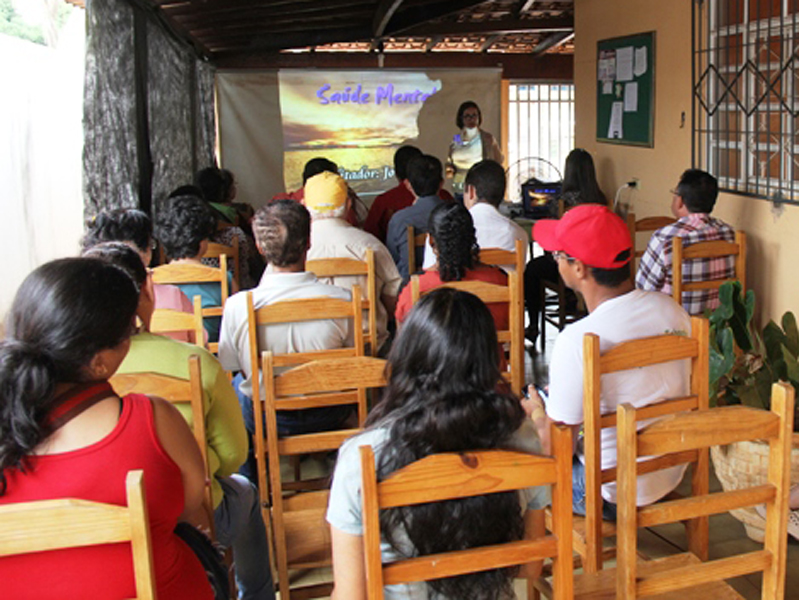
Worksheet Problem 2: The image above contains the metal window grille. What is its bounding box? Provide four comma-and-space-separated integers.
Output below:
693, 0, 799, 204
507, 82, 575, 201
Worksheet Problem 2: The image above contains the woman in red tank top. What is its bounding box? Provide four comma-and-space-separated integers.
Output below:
0, 257, 214, 600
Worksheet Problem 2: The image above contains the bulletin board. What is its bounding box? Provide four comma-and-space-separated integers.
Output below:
596, 32, 655, 147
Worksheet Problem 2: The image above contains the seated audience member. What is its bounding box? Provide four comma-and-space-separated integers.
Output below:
395, 202, 508, 333
305, 171, 402, 352
179, 178, 263, 290
524, 148, 606, 344
273, 157, 367, 227
422, 159, 528, 270
524, 205, 691, 518
156, 195, 238, 343
0, 257, 213, 599
386, 154, 450, 282
328, 287, 548, 599
364, 145, 454, 243
82, 208, 199, 342
219, 200, 354, 479
84, 242, 274, 600
636, 168, 735, 314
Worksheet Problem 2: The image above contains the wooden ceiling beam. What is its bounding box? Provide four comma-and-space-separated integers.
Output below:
399, 15, 573, 37
530, 31, 574, 56
161, 0, 372, 19
382, 0, 489, 36
373, 0, 406, 37
480, 35, 499, 52
515, 0, 538, 17
170, 6, 372, 31
426, 35, 443, 52
244, 26, 374, 52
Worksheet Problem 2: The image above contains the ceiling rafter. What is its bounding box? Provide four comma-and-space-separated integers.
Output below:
373, 0, 406, 37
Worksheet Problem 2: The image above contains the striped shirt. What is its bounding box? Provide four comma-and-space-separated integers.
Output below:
635, 213, 735, 315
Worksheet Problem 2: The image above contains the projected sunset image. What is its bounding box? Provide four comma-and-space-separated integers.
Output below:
278, 70, 443, 194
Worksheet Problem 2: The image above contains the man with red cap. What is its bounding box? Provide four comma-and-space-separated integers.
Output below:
523, 204, 691, 518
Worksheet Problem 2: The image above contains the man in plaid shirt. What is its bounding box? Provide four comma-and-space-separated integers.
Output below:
636, 169, 735, 315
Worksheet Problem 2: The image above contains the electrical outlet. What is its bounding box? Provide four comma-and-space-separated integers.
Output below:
629, 177, 640, 190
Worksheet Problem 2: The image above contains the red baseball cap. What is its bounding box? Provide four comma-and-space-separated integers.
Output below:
533, 204, 632, 269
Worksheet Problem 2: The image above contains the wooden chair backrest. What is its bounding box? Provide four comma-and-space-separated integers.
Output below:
360, 424, 574, 600
109, 356, 214, 532
410, 271, 524, 395
478, 239, 526, 275
263, 353, 388, 600
406, 225, 428, 278
203, 241, 240, 289
615, 383, 794, 599
151, 257, 229, 353
672, 230, 747, 312
306, 249, 377, 356
150, 295, 205, 347
626, 212, 677, 281
581, 316, 710, 573
0, 470, 158, 600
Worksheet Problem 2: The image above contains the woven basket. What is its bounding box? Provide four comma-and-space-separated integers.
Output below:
710, 433, 799, 542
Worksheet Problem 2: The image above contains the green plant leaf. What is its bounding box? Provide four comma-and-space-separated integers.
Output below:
783, 344, 799, 385
782, 312, 799, 356
710, 282, 736, 328
764, 320, 788, 380
732, 367, 772, 410
709, 327, 735, 389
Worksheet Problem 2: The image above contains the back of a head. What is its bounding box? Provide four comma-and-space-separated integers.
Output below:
304, 171, 348, 221
253, 199, 310, 267
393, 145, 423, 181
429, 203, 477, 281
368, 287, 525, 599
465, 159, 506, 207
82, 209, 152, 255
302, 158, 338, 185
156, 195, 217, 259
562, 148, 607, 205
407, 154, 443, 198
677, 168, 719, 213
82, 242, 147, 291
0, 258, 139, 491
195, 167, 226, 204
168, 184, 204, 200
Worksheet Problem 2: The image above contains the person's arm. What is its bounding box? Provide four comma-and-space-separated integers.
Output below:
330, 525, 367, 600
203, 353, 248, 478
521, 386, 580, 455
150, 395, 207, 523
635, 233, 668, 292
519, 509, 546, 581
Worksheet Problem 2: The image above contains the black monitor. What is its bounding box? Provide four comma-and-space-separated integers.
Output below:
521, 178, 562, 218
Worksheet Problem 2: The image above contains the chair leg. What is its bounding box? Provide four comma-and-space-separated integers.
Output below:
539, 285, 547, 353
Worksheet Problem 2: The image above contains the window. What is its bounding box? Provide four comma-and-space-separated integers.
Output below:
506, 82, 575, 202
693, 0, 799, 203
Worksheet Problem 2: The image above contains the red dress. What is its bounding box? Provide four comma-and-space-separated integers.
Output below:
0, 390, 214, 600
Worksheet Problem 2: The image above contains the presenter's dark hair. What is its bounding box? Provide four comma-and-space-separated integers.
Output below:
0, 258, 138, 495
253, 199, 310, 267
406, 154, 443, 197
676, 168, 719, 213
465, 160, 506, 207
302, 158, 338, 184
428, 203, 478, 282
82, 209, 153, 255
366, 287, 525, 599
562, 148, 607, 206
156, 195, 216, 260
456, 100, 482, 129
393, 146, 423, 181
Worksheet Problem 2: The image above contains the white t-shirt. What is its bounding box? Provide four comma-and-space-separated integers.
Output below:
422, 202, 529, 270
546, 289, 692, 505
308, 218, 402, 347
218, 271, 352, 399
327, 421, 549, 600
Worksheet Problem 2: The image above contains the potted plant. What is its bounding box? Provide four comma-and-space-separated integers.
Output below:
708, 280, 799, 541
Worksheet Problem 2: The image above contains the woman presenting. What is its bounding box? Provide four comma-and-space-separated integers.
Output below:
446, 101, 503, 200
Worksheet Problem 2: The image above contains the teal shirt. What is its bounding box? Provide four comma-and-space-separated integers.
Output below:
177, 271, 233, 343
117, 331, 247, 508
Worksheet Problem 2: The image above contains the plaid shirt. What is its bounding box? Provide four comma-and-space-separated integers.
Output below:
635, 213, 735, 315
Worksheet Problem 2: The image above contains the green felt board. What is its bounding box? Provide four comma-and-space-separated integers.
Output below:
596, 31, 655, 147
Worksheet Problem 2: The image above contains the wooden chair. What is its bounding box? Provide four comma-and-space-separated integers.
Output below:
548, 316, 711, 580
151, 256, 229, 353
539, 272, 586, 352
149, 295, 205, 347
611, 383, 794, 599
478, 239, 526, 275
203, 241, 240, 290
360, 422, 574, 600
110, 356, 215, 533
406, 225, 428, 278
410, 271, 525, 396
0, 470, 157, 600
625, 212, 677, 281
672, 230, 747, 314
262, 354, 388, 600
306, 248, 378, 356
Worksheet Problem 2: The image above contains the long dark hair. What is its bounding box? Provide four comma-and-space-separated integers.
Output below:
561, 148, 607, 205
367, 288, 525, 599
0, 258, 139, 495
429, 202, 478, 281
